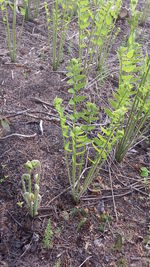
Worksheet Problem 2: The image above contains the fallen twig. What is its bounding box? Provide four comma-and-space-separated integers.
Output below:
0, 109, 30, 119
78, 256, 92, 267
82, 190, 133, 201
108, 164, 118, 221
0, 133, 37, 140
30, 97, 55, 109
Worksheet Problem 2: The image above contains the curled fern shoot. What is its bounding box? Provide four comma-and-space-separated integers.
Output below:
21, 160, 41, 217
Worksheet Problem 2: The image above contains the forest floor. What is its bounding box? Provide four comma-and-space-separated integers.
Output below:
0, 1, 150, 266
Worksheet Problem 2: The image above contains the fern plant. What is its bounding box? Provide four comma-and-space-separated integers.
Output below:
23, 0, 31, 20
1, 0, 25, 62
115, 54, 150, 162
34, 0, 40, 18
1, 0, 17, 62
77, 0, 122, 74
111, 0, 150, 162
22, 160, 41, 217
60, 0, 77, 16
22, 0, 39, 20
91, 0, 122, 72
54, 59, 125, 201
44, 0, 72, 70
54, 59, 98, 201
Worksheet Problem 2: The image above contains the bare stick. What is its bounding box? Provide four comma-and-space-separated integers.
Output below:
82, 190, 132, 201
0, 109, 30, 119
30, 97, 55, 109
1, 133, 37, 140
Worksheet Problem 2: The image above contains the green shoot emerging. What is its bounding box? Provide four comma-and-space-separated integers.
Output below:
22, 160, 41, 217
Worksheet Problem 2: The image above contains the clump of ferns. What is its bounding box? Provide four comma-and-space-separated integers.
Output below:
54, 58, 126, 202
108, 0, 150, 162
115, 50, 150, 162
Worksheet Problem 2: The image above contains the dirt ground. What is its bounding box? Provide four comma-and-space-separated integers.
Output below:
0, 1, 150, 266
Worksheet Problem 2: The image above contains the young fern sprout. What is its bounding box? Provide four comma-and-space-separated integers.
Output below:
22, 160, 41, 217
23, 0, 39, 20
1, 0, 17, 62
54, 59, 125, 201
24, 0, 31, 20
1, 0, 25, 62
34, 0, 40, 18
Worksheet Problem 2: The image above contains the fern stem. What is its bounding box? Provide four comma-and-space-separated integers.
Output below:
76, 145, 86, 194
79, 128, 115, 198
116, 58, 150, 162
56, 1, 68, 69
72, 87, 77, 198
12, 0, 16, 62
52, 0, 59, 70
5, 9, 12, 60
